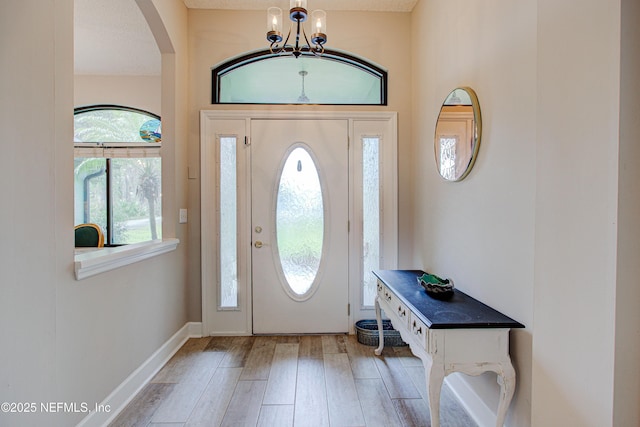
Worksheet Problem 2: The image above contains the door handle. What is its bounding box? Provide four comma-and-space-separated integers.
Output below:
254, 241, 263, 248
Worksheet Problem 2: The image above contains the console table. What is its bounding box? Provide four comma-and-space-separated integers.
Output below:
373, 270, 524, 427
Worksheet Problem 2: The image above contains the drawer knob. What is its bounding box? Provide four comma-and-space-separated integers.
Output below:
412, 320, 422, 335
397, 306, 406, 317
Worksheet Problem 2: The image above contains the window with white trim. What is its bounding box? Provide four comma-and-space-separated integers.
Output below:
74, 105, 162, 245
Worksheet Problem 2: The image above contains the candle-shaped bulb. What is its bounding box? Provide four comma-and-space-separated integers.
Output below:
290, 0, 306, 10
266, 7, 283, 43
311, 10, 326, 34
310, 10, 327, 45
267, 7, 282, 33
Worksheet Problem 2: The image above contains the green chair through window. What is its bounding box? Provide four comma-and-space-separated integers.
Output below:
74, 223, 105, 247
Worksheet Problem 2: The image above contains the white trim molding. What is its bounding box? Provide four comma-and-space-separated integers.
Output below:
76, 322, 202, 427
74, 238, 180, 280
201, 110, 398, 121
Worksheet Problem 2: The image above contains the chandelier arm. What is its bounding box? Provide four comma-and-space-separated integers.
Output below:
312, 44, 325, 56
269, 40, 282, 54
283, 26, 293, 52
300, 25, 324, 56
301, 24, 312, 52
270, 26, 293, 54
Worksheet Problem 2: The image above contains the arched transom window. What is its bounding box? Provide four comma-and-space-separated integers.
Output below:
212, 49, 387, 105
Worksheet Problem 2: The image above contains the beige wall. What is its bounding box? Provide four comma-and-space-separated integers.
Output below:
535, 0, 621, 425
413, 0, 639, 426
412, 1, 535, 425
74, 75, 161, 114
187, 9, 414, 320
0, 2, 71, 425
0, 1, 190, 426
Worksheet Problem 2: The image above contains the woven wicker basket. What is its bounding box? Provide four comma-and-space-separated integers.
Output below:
355, 319, 407, 347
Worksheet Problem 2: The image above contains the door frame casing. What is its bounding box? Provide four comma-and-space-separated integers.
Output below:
200, 110, 398, 336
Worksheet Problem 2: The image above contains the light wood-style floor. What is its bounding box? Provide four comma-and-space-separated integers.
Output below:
109, 335, 477, 427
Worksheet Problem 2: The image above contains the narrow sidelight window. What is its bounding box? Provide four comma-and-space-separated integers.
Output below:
362, 137, 380, 307
219, 136, 238, 308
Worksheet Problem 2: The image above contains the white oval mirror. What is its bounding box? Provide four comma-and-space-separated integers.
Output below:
434, 87, 482, 181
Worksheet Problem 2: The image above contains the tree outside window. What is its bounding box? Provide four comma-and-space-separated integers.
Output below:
74, 106, 162, 245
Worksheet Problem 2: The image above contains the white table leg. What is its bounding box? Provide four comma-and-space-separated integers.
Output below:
426, 359, 445, 427
495, 362, 516, 427
374, 295, 384, 356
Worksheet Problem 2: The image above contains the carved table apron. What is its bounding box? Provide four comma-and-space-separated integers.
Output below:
373, 270, 524, 427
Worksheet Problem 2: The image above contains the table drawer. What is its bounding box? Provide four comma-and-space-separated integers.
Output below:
377, 281, 410, 329
376, 280, 386, 299
410, 313, 429, 349
391, 296, 410, 329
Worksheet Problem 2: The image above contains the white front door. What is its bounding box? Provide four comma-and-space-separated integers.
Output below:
251, 119, 349, 334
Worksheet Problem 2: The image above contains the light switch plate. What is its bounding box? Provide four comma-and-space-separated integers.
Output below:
179, 209, 188, 224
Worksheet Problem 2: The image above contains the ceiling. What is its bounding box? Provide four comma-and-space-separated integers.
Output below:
183, 0, 418, 12
74, 0, 161, 75
74, 0, 417, 76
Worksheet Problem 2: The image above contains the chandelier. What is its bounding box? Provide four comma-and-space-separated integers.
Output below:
266, 0, 327, 57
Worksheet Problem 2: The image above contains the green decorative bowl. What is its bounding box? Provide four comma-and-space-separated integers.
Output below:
417, 273, 455, 300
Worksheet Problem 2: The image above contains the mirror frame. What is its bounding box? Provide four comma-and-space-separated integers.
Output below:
434, 86, 482, 181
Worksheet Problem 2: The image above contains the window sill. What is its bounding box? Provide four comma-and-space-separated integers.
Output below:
74, 238, 180, 280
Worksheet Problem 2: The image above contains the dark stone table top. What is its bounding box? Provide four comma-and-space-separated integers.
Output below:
373, 270, 525, 329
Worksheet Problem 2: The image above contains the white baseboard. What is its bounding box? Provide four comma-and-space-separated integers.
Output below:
76, 321, 203, 427
445, 373, 497, 427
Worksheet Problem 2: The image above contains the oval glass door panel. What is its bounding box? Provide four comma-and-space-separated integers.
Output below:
276, 146, 324, 297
